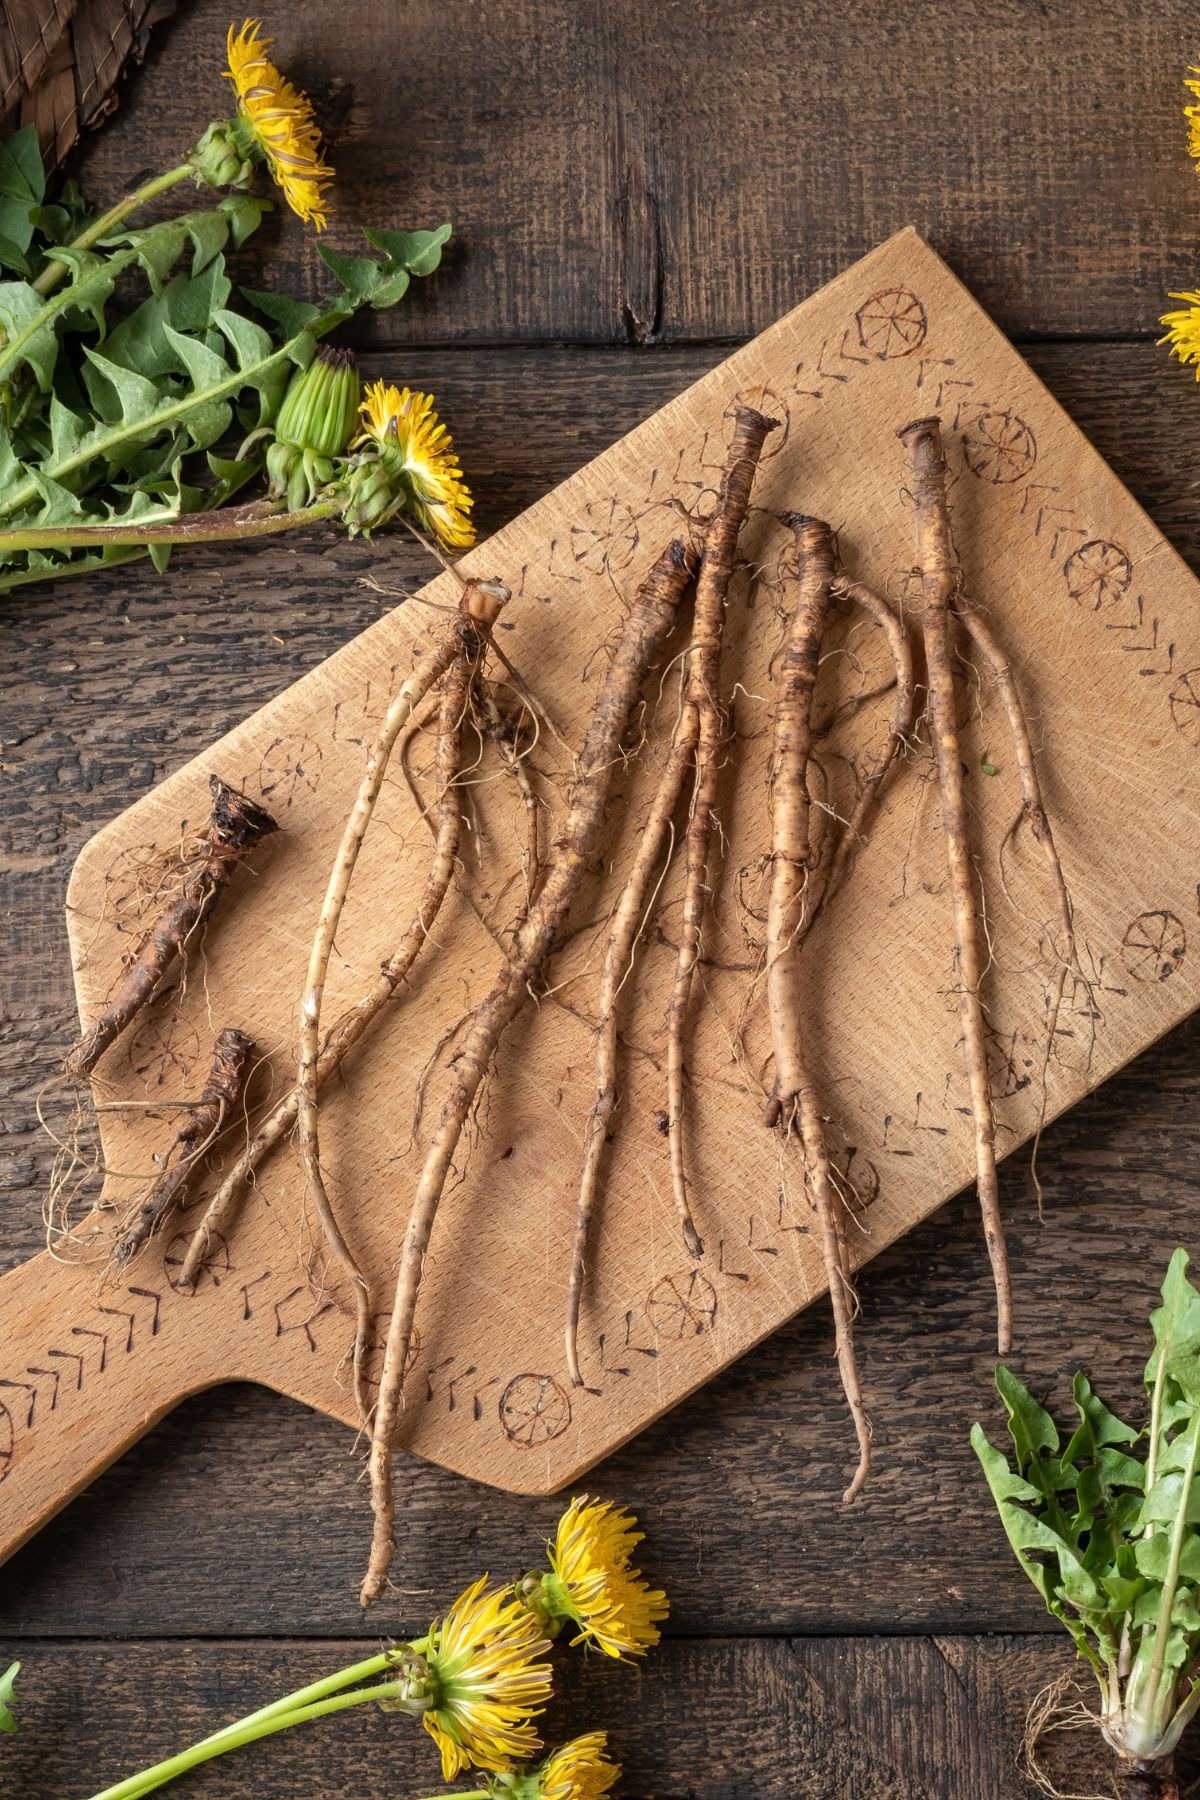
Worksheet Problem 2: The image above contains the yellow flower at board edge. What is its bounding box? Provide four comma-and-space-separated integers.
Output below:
354, 380, 476, 550
420, 1576, 553, 1781
1159, 293, 1200, 373
525, 1495, 669, 1660
224, 20, 333, 228
489, 1732, 620, 1800
1185, 66, 1200, 164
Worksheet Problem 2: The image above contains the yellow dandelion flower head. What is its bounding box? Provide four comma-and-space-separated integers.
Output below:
356, 380, 476, 550
225, 20, 333, 228
1160, 292, 1200, 373
535, 1732, 621, 1800
545, 1496, 669, 1660
1186, 66, 1200, 163
422, 1576, 553, 1781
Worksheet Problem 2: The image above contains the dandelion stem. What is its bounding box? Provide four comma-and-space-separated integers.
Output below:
85, 1679, 423, 1800
0, 499, 340, 556
34, 164, 194, 296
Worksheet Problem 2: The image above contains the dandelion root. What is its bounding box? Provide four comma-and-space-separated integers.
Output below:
111, 1028, 254, 1269
295, 578, 508, 1409
566, 553, 700, 1387
666, 405, 778, 1259
361, 537, 695, 1607
762, 515, 872, 1502
899, 415, 1013, 1354
65, 777, 276, 1084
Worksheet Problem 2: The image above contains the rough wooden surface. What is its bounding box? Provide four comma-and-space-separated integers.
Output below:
2, 2, 1200, 1793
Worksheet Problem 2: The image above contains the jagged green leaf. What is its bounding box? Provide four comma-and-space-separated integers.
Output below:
240, 286, 324, 337
362, 222, 452, 277
1148, 1249, 1200, 1406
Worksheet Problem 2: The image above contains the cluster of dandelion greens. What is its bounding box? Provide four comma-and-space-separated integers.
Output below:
0, 19, 474, 594
973, 1249, 1200, 1786
81, 1496, 664, 1800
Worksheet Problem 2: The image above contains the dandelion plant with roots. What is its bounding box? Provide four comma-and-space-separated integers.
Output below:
77, 1497, 661, 1800
0, 18, 467, 593
973, 1250, 1200, 1800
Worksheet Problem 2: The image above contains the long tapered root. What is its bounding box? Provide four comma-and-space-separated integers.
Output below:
361, 538, 696, 1607
667, 406, 779, 1261
954, 605, 1083, 1210
762, 515, 871, 1499
66, 778, 277, 1084
899, 415, 1013, 1355
177, 607, 488, 1294
567, 687, 697, 1387
293, 580, 508, 1413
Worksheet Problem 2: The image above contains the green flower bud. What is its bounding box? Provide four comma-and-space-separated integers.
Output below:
189, 119, 256, 192
341, 457, 400, 537
275, 346, 361, 459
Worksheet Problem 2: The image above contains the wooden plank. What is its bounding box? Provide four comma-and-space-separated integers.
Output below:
0, 1633, 1181, 1800
5, 232, 1199, 1555
66, 0, 1200, 344
1, 339, 1197, 1635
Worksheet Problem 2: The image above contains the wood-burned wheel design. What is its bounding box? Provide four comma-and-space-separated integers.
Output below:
499, 1373, 572, 1448
725, 384, 790, 457
1168, 668, 1200, 747
961, 410, 1037, 484
256, 733, 324, 808
0, 1399, 12, 1483
1121, 911, 1186, 984
645, 1269, 718, 1340
163, 1228, 230, 1290
569, 498, 641, 575
123, 1011, 201, 1087
1063, 540, 1133, 612
358, 1316, 421, 1397
854, 287, 927, 360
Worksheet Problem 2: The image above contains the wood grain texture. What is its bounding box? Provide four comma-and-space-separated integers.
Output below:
4, 232, 1198, 1561
58, 0, 1200, 347
3, 1634, 1195, 1800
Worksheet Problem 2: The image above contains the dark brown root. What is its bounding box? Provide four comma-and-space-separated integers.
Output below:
666, 406, 779, 1261
110, 1028, 255, 1269
1116, 1760, 1179, 1800
65, 777, 277, 1084
898, 414, 1013, 1355
361, 537, 696, 1608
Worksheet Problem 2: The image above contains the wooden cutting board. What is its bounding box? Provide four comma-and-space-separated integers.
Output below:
3, 227, 1198, 1563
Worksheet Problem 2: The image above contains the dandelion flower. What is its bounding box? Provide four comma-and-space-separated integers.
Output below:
1160, 293, 1200, 373
1186, 67, 1200, 165
421, 1576, 553, 1780
225, 20, 333, 228
526, 1495, 669, 1660
355, 381, 476, 549
533, 1732, 621, 1800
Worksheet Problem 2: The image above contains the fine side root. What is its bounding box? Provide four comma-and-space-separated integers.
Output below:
360, 537, 696, 1608
954, 605, 1085, 1213
666, 405, 779, 1262
762, 514, 872, 1503
567, 676, 697, 1387
294, 578, 509, 1414
178, 632, 477, 1296
65, 776, 277, 1084
110, 1028, 255, 1270
899, 414, 1013, 1356
1021, 1673, 1114, 1800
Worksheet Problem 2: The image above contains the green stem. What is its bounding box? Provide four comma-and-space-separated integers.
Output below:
0, 498, 340, 555
86, 1679, 422, 1800
33, 165, 193, 296
190, 1648, 395, 1749
1142, 1418, 1200, 1734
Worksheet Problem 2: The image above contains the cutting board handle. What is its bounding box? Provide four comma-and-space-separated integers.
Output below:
0, 1246, 209, 1562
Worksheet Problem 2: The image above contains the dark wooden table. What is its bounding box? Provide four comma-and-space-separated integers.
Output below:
2, 3, 1198, 1795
